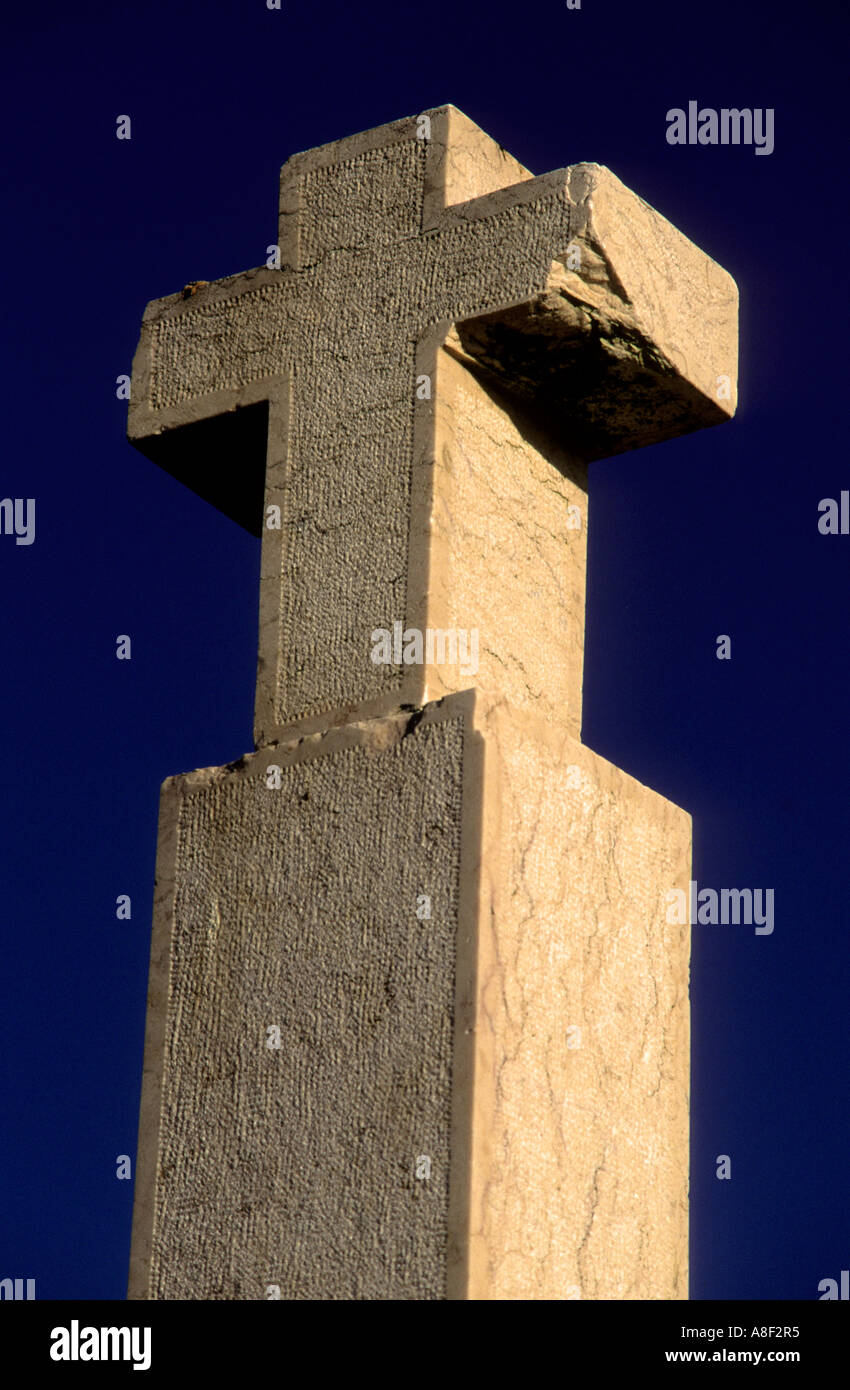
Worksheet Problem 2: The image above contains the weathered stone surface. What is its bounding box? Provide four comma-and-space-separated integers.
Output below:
129, 692, 689, 1301
127, 105, 736, 743
457, 166, 738, 459
464, 700, 690, 1300
414, 328, 588, 734
130, 705, 466, 1301
128, 106, 738, 1301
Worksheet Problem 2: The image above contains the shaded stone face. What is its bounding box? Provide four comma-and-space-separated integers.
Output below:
127, 105, 738, 1302
151, 713, 465, 1302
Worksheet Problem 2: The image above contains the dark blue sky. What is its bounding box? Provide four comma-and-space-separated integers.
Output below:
1, 0, 847, 1300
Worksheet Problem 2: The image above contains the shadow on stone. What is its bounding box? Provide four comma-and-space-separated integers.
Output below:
130, 401, 269, 537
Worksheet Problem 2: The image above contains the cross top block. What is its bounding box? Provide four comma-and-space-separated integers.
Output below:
128, 105, 738, 743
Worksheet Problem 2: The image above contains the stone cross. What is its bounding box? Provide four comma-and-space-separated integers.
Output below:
128, 106, 737, 1301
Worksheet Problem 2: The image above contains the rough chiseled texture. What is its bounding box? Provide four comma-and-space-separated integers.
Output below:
145, 186, 576, 729
149, 714, 464, 1301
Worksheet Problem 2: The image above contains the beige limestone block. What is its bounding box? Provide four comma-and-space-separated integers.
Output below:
463, 701, 690, 1301
129, 692, 689, 1301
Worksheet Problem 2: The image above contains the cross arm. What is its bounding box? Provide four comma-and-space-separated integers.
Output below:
126, 267, 296, 535
431, 162, 738, 458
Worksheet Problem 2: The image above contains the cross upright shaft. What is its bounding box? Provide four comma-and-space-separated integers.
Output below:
128, 106, 737, 1301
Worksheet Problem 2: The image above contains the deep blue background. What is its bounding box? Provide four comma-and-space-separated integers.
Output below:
1, 0, 847, 1300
